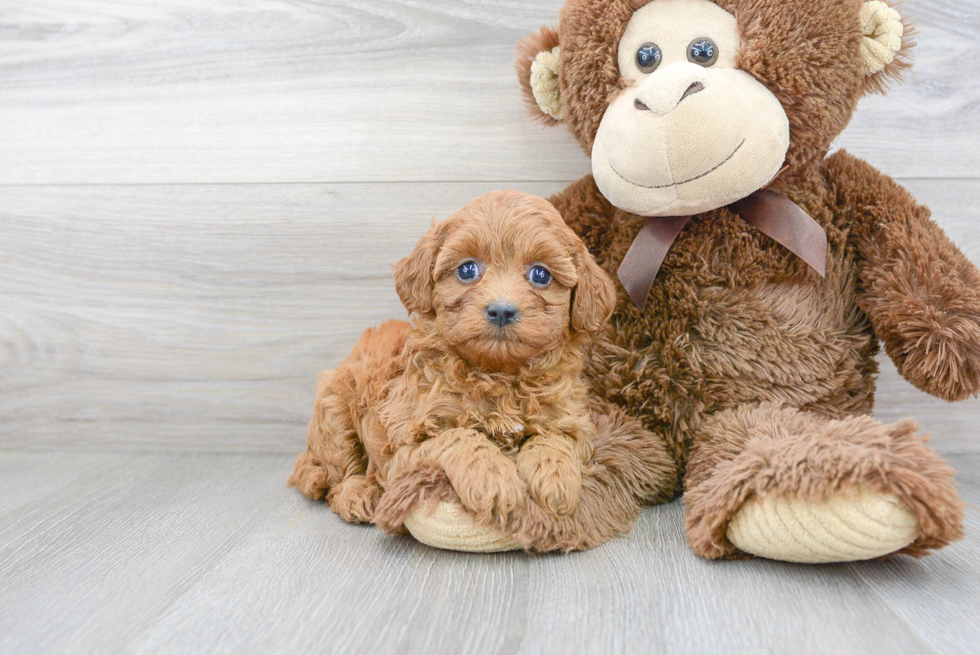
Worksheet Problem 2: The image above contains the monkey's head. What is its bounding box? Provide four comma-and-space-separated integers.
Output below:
517, 0, 911, 217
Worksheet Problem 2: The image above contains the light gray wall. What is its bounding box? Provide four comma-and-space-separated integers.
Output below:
1, 0, 978, 453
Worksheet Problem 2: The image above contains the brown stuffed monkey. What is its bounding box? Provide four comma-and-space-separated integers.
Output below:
508, 0, 973, 561
398, 0, 972, 562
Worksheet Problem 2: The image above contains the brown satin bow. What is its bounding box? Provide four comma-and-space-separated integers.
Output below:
616, 189, 828, 309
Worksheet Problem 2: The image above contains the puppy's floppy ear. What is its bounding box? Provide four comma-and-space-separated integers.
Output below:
515, 25, 563, 125
393, 219, 445, 316
570, 240, 617, 333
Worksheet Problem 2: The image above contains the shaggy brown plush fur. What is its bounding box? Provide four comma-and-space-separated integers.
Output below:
289, 190, 677, 546
506, 0, 971, 558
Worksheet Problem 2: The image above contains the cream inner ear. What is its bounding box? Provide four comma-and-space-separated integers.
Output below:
860, 1, 904, 75
530, 47, 562, 121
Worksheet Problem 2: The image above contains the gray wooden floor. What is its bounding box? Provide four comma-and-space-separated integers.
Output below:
2, 1, 980, 653
1, 451, 978, 655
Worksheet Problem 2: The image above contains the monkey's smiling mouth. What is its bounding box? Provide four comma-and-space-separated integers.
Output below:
609, 139, 746, 189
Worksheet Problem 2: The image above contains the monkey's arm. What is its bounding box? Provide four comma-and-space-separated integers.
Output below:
826, 150, 980, 401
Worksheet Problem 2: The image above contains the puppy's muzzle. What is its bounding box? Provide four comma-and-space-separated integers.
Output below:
485, 300, 519, 328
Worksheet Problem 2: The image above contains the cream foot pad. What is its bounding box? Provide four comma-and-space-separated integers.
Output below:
404, 502, 521, 553
727, 489, 918, 563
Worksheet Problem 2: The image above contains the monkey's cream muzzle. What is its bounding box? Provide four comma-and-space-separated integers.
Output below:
593, 63, 789, 218
591, 0, 790, 218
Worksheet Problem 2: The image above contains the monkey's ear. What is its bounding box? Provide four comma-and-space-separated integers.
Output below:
570, 240, 617, 334
516, 25, 563, 125
393, 220, 445, 316
860, 1, 914, 94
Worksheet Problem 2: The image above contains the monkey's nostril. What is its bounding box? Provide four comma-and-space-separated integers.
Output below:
679, 81, 705, 103
634, 97, 650, 111
485, 300, 519, 328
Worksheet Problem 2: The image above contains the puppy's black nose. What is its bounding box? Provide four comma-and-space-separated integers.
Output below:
485, 300, 519, 328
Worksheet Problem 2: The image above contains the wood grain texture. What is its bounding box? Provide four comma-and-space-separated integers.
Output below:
0, 451, 978, 655
2, 2, 979, 653
2, 179, 979, 454
0, 0, 977, 184
0, 181, 565, 451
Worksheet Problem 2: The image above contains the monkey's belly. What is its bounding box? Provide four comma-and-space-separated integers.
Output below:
588, 280, 877, 454
687, 281, 876, 410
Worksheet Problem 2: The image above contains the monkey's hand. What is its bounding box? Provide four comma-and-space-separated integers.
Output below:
862, 252, 980, 401
828, 151, 980, 401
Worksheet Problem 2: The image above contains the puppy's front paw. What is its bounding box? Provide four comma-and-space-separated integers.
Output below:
389, 429, 527, 527
450, 452, 527, 525
517, 440, 582, 517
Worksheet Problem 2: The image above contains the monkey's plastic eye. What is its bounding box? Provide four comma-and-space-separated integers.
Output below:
456, 260, 481, 282
636, 43, 662, 73
687, 38, 718, 66
527, 265, 552, 287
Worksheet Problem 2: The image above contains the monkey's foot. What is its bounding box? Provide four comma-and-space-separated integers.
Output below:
404, 502, 521, 553
727, 488, 918, 563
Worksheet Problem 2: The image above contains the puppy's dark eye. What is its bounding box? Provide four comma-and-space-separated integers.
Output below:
456, 260, 481, 283
527, 265, 552, 287
636, 43, 662, 73
687, 38, 718, 66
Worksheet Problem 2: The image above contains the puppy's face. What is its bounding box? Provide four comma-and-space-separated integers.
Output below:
431, 209, 576, 368
394, 191, 616, 370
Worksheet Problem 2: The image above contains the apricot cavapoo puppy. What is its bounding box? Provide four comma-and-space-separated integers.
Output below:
288, 190, 616, 537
